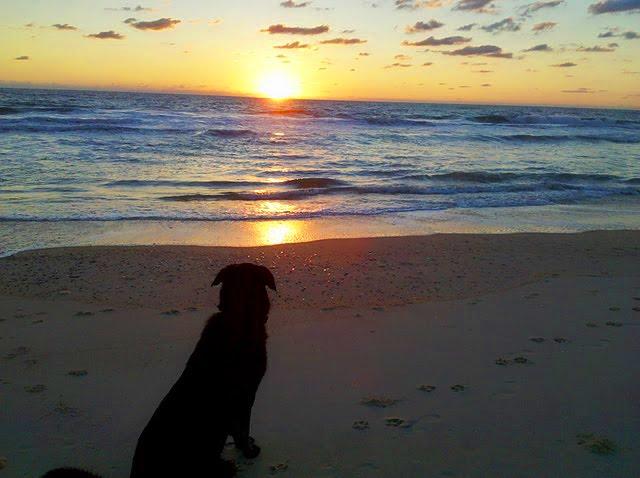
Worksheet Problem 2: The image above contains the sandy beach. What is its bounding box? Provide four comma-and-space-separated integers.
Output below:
1, 231, 639, 477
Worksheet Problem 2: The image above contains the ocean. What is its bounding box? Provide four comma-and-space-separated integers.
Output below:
1, 88, 639, 254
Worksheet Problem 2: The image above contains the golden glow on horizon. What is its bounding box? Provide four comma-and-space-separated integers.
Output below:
256, 71, 301, 100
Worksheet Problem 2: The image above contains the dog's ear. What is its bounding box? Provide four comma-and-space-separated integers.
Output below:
211, 265, 233, 287
259, 266, 277, 291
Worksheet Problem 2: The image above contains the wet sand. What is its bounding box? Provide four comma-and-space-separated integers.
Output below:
1, 231, 639, 477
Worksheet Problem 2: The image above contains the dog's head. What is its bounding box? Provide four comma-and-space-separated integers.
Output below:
212, 263, 276, 318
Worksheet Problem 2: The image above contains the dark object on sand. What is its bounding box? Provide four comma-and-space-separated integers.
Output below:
42, 468, 102, 478
130, 263, 276, 478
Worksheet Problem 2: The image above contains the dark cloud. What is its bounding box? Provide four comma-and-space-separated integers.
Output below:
274, 41, 310, 49
320, 37, 367, 44
458, 23, 476, 31
481, 83, 492, 86
622, 31, 640, 38
561, 87, 594, 93
384, 62, 412, 68
406, 20, 444, 33
86, 30, 124, 39
105, 5, 151, 12
359, 52, 371, 56
402, 35, 470, 46
395, 0, 446, 9
482, 18, 521, 34
14, 55, 30, 60
523, 43, 553, 51
532, 21, 557, 33
552, 62, 577, 66
280, 0, 311, 7
52, 24, 77, 31
598, 28, 639, 38
128, 18, 180, 30
519, 1, 564, 17
442, 45, 513, 58
423, 62, 434, 66
453, 0, 495, 13
262, 24, 329, 35
589, 0, 640, 14
598, 29, 618, 38
576, 45, 616, 51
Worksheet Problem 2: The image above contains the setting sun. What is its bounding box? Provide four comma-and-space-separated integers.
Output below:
257, 71, 300, 100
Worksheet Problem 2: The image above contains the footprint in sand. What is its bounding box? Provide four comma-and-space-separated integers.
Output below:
608, 306, 620, 312
75, 311, 94, 317
576, 433, 616, 455
529, 337, 545, 343
524, 293, 540, 300
513, 356, 530, 364
605, 321, 623, 327
0, 457, 7, 470
553, 337, 569, 343
418, 384, 436, 392
162, 310, 181, 316
586, 322, 598, 328
269, 462, 289, 474
384, 417, 413, 428
352, 420, 369, 430
54, 402, 79, 417
24, 384, 46, 393
4, 346, 30, 360
68, 370, 88, 377
101, 308, 115, 313
632, 306, 640, 313
495, 358, 511, 366
450, 385, 466, 392
360, 396, 399, 408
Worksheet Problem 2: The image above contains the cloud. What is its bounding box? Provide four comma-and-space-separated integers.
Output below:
532, 21, 557, 33
395, 0, 447, 9
458, 23, 476, 31
561, 87, 594, 93
589, 0, 640, 14
52, 24, 77, 31
551, 61, 577, 66
395, 54, 412, 60
523, 43, 553, 51
423, 62, 434, 66
598, 28, 639, 38
481, 83, 492, 86
402, 35, 470, 46
274, 41, 310, 49
622, 31, 640, 38
406, 20, 444, 33
359, 52, 371, 56
384, 62, 412, 68
519, 0, 564, 17
262, 24, 329, 35
320, 37, 367, 44
442, 45, 513, 58
453, 0, 495, 13
128, 18, 180, 31
576, 44, 616, 51
86, 30, 124, 39
598, 28, 618, 37
281, 0, 311, 7
482, 18, 521, 34
14, 55, 30, 60
105, 5, 151, 12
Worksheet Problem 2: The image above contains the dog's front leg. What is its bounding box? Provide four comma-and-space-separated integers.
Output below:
230, 390, 261, 458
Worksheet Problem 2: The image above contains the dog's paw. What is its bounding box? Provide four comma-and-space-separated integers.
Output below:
237, 437, 261, 459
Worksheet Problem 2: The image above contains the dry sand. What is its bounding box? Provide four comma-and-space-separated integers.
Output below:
1, 231, 639, 477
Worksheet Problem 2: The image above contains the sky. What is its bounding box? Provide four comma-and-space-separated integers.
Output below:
1, 0, 640, 108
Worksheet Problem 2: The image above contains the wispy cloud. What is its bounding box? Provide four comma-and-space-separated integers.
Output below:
105, 5, 151, 12
262, 24, 329, 35
52, 24, 77, 31
86, 30, 124, 39
576, 44, 616, 52
589, 0, 640, 14
532, 21, 557, 33
14, 55, 30, 60
406, 20, 444, 33
403, 35, 470, 46
482, 18, 521, 34
523, 43, 553, 52
519, 0, 564, 17
320, 37, 367, 44
384, 62, 412, 68
453, 0, 496, 13
281, 0, 311, 7
442, 45, 513, 58
551, 61, 577, 67
395, 0, 447, 9
127, 18, 181, 31
274, 41, 310, 49
457, 23, 476, 31
561, 87, 594, 93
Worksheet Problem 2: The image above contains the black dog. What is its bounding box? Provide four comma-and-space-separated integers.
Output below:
130, 263, 276, 477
